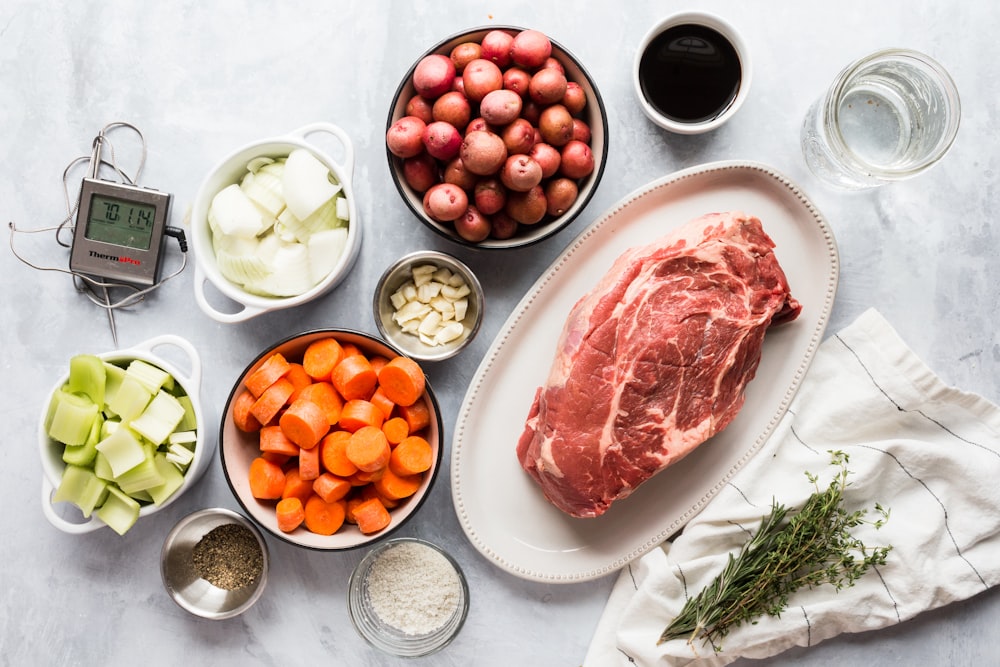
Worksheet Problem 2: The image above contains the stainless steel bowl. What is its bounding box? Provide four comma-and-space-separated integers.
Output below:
374, 250, 484, 362
160, 508, 269, 620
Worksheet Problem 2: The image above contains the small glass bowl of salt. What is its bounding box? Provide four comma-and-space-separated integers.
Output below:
348, 537, 470, 657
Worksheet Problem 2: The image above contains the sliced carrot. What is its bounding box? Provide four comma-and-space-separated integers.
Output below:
261, 451, 292, 466
245, 352, 292, 397
249, 456, 286, 500
377, 356, 426, 407
361, 482, 400, 509
320, 430, 358, 477
373, 466, 423, 501
298, 440, 321, 481
304, 494, 346, 536
382, 417, 410, 445
259, 425, 300, 457
353, 497, 392, 534
302, 337, 345, 382
276, 497, 306, 533
232, 390, 263, 432
344, 495, 364, 524
368, 355, 390, 376
285, 363, 314, 402
279, 398, 329, 449
369, 386, 396, 421
339, 399, 384, 432
346, 425, 391, 473
398, 396, 431, 433
296, 381, 344, 426
340, 343, 361, 358
249, 377, 294, 425
389, 435, 434, 476
349, 467, 386, 485
331, 354, 378, 401
312, 472, 352, 503
281, 467, 315, 505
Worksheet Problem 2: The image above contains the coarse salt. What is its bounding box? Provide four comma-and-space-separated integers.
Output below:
366, 541, 462, 636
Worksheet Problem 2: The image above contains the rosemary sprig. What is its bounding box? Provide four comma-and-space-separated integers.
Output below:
659, 450, 891, 652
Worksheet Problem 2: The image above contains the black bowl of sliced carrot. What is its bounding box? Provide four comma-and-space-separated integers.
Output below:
219, 329, 443, 550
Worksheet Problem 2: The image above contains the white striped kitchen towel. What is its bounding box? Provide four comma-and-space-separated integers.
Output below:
584, 308, 1000, 666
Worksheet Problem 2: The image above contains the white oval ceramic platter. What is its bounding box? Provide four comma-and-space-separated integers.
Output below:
450, 161, 839, 583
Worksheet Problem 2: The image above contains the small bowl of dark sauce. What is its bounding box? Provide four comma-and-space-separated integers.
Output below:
634, 12, 752, 134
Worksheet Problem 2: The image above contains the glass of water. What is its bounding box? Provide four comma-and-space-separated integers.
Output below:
801, 48, 960, 189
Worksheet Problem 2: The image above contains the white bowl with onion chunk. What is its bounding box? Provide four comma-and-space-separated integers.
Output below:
374, 251, 484, 362
191, 123, 362, 324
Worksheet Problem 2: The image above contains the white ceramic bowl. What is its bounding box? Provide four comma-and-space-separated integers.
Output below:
191, 123, 362, 323
633, 12, 752, 134
39, 335, 211, 534
219, 330, 443, 550
161, 508, 269, 620
386, 25, 609, 249
373, 250, 484, 362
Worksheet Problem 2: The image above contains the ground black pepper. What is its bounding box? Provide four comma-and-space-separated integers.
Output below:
191, 523, 263, 590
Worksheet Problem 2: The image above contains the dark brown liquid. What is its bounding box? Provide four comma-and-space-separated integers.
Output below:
638, 24, 742, 124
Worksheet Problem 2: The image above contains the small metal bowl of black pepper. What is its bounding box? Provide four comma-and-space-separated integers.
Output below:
160, 508, 269, 620
348, 537, 470, 657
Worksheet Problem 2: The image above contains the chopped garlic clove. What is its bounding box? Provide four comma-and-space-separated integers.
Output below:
435, 321, 466, 345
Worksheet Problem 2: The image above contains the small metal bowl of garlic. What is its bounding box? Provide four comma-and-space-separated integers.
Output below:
373, 250, 484, 362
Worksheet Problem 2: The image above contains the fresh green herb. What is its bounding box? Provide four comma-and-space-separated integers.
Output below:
659, 450, 891, 651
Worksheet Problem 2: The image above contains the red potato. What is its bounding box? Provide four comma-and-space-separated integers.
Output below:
510, 29, 552, 69
465, 117, 492, 135
451, 76, 465, 95
540, 56, 564, 74
450, 42, 481, 72
500, 154, 543, 192
572, 118, 591, 143
474, 177, 507, 215
443, 157, 477, 190
405, 94, 434, 123
489, 210, 520, 239
480, 30, 514, 68
503, 67, 532, 97
505, 184, 547, 225
479, 89, 523, 126
545, 177, 579, 216
529, 68, 568, 106
423, 182, 469, 222
562, 81, 587, 115
413, 54, 456, 99
461, 58, 504, 103
432, 91, 472, 131
402, 153, 439, 192
386, 116, 427, 159
453, 204, 491, 242
520, 99, 542, 126
559, 139, 595, 179
501, 118, 536, 155
538, 104, 574, 147
460, 130, 508, 176
529, 142, 561, 178
422, 121, 463, 161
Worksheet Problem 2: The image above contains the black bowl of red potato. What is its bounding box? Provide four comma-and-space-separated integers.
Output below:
386, 26, 609, 249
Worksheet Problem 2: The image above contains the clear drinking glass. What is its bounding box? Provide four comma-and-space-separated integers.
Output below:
801, 48, 960, 189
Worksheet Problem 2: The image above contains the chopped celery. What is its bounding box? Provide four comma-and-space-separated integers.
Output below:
167, 430, 197, 448
95, 486, 141, 536
47, 390, 99, 447
130, 391, 185, 445
126, 359, 172, 393
148, 453, 185, 505
93, 451, 114, 481
166, 443, 194, 468
107, 376, 152, 422
101, 362, 127, 417
95, 425, 146, 477
115, 444, 164, 495
68, 354, 106, 406
62, 412, 103, 467
176, 395, 197, 431
53, 464, 109, 518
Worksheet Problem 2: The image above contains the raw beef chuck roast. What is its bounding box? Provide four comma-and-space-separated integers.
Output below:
516, 211, 801, 518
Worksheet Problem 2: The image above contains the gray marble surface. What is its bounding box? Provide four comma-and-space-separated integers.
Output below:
3, 1, 999, 665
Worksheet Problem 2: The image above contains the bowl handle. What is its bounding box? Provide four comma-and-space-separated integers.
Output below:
41, 477, 105, 534
126, 334, 203, 398
288, 122, 355, 183
193, 263, 266, 324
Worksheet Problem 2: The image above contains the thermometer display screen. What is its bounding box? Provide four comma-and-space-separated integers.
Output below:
85, 193, 157, 250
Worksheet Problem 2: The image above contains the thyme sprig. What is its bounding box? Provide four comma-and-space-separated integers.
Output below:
659, 450, 891, 652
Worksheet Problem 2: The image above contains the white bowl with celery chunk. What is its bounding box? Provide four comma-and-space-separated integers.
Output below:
38, 335, 211, 536
191, 123, 361, 323
374, 251, 484, 362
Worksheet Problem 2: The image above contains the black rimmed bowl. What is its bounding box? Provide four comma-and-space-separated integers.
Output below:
219, 329, 443, 551
386, 25, 609, 249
